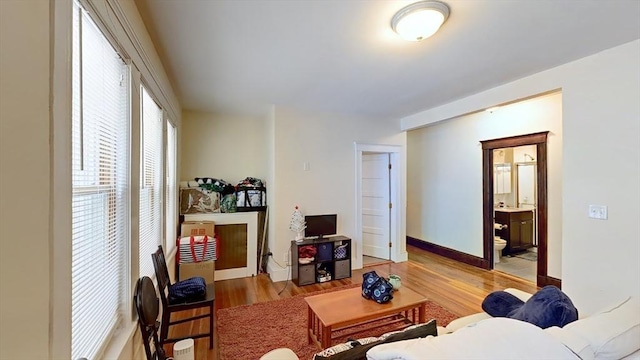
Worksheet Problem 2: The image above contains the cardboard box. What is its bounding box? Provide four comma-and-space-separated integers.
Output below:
179, 260, 215, 284
181, 221, 215, 237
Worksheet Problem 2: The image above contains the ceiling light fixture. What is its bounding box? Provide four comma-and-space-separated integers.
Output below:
391, 1, 450, 41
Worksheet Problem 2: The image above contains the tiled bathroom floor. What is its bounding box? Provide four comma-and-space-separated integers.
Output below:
494, 249, 537, 283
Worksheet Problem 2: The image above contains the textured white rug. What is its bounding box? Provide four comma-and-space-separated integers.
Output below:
513, 251, 537, 262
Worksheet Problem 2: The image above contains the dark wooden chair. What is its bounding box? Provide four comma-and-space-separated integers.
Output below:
134, 276, 171, 360
151, 245, 215, 349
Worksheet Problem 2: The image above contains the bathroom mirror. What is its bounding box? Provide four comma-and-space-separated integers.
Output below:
517, 163, 536, 208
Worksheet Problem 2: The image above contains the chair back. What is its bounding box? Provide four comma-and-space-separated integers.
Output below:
151, 245, 172, 308
134, 276, 168, 360
151, 245, 215, 350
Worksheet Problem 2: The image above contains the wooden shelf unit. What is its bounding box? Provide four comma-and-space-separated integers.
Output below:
291, 236, 351, 286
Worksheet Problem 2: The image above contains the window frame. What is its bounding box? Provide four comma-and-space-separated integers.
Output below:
166, 119, 178, 254
139, 84, 165, 279
52, 0, 182, 358
69, 1, 131, 358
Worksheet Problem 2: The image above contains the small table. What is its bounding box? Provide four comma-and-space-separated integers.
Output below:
304, 286, 428, 350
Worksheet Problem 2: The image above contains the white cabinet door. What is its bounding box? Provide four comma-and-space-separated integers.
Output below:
494, 164, 511, 194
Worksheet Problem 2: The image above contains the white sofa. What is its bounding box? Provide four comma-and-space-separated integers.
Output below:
261, 288, 640, 360
368, 289, 640, 360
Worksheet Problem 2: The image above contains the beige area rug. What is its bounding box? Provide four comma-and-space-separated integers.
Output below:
513, 250, 538, 262
216, 285, 458, 360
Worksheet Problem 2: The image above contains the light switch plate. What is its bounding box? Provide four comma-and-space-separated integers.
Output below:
588, 205, 608, 220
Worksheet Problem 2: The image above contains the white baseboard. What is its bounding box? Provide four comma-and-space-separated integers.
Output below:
394, 251, 409, 263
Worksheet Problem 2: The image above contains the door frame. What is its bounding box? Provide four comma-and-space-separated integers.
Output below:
480, 131, 560, 288
355, 143, 402, 269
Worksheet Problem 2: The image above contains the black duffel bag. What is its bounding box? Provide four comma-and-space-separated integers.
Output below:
168, 276, 207, 304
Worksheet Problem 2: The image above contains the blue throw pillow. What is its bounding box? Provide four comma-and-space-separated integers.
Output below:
507, 285, 578, 329
482, 291, 525, 317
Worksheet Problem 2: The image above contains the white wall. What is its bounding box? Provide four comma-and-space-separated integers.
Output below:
513, 145, 537, 163
407, 92, 563, 278
561, 41, 640, 315
180, 111, 269, 183
0, 1, 51, 358
403, 40, 640, 315
268, 106, 406, 280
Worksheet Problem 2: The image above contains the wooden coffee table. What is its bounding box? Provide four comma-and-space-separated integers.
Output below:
304, 286, 427, 350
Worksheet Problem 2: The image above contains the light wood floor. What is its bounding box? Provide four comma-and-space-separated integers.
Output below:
163, 244, 539, 359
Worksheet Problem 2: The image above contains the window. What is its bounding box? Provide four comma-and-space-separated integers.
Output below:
166, 121, 178, 253
139, 87, 164, 277
63, 1, 180, 357
71, 2, 130, 359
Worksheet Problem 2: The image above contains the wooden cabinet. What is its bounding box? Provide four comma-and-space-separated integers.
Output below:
291, 236, 351, 286
495, 209, 534, 255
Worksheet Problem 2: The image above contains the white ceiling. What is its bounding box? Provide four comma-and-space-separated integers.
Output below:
135, 0, 640, 120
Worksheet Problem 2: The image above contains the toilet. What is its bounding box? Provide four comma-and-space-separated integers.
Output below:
494, 236, 507, 264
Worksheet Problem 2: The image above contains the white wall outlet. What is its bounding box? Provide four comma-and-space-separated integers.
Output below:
284, 252, 289, 266
588, 205, 608, 220
303, 161, 310, 171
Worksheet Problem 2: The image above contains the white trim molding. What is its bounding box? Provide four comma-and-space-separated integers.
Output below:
185, 212, 259, 280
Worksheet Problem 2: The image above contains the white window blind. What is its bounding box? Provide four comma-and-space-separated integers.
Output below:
71, 2, 130, 359
139, 87, 164, 277
166, 121, 178, 253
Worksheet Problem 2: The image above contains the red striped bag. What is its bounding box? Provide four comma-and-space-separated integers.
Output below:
176, 235, 217, 264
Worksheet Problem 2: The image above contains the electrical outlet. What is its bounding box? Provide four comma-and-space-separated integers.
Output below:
588, 205, 608, 220
283, 252, 289, 266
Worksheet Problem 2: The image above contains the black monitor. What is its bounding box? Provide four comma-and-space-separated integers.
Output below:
304, 214, 337, 239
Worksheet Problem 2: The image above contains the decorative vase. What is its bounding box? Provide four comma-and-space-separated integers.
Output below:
388, 274, 402, 290
295, 230, 304, 242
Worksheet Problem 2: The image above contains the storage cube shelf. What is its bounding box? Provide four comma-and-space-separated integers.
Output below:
291, 236, 351, 286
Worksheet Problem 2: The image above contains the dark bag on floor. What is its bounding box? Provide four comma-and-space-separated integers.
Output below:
168, 276, 207, 304
361, 270, 394, 304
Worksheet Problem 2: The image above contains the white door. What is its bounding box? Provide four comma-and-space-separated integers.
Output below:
362, 153, 390, 259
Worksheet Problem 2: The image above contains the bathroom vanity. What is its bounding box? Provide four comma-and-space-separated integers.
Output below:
494, 208, 534, 255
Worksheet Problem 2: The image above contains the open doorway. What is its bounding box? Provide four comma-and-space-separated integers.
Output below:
481, 132, 561, 288
361, 152, 392, 266
493, 145, 538, 282
354, 143, 401, 270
